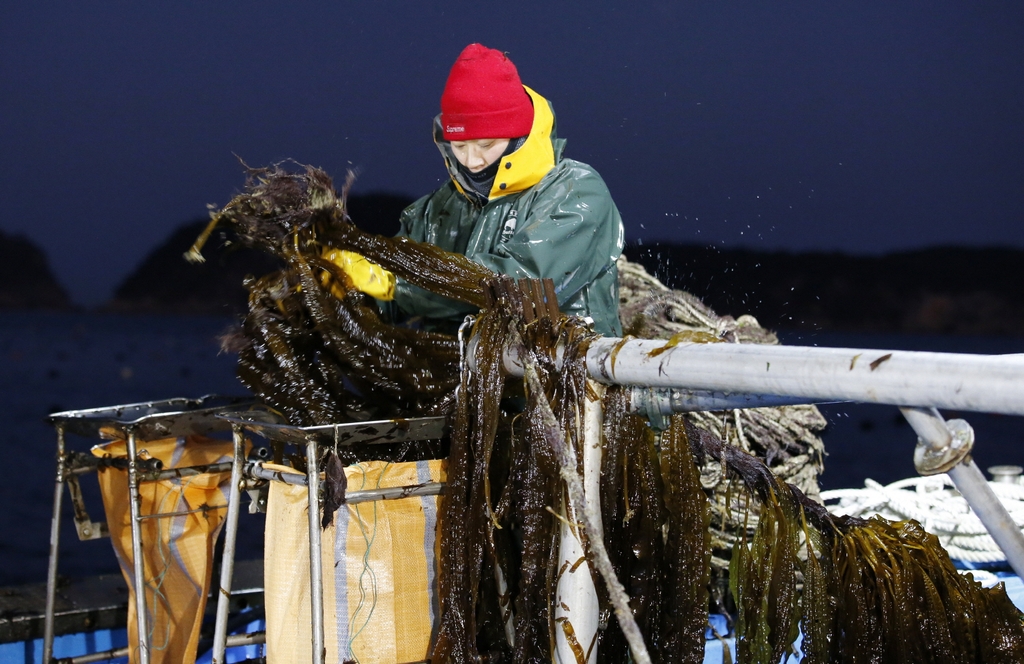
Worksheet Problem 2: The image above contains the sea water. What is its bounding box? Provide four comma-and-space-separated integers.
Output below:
2, 311, 1022, 587
1, 311, 254, 587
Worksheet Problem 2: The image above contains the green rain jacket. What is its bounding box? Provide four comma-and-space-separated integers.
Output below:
392, 86, 625, 337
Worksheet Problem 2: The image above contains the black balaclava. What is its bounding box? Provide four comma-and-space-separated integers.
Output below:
456, 136, 528, 201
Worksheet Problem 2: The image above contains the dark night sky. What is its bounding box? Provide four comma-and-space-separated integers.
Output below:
2, 2, 1022, 307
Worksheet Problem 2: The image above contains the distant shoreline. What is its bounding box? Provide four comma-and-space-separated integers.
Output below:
5, 222, 1022, 336
624, 243, 1024, 337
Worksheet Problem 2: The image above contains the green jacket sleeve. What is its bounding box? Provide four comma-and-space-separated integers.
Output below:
389, 189, 482, 323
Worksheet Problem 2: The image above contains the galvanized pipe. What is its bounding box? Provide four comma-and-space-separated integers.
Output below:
581, 340, 1024, 411
491, 338, 1024, 414
901, 407, 955, 454
490, 337, 1024, 569
125, 428, 151, 664
43, 424, 66, 664
139, 461, 233, 482
212, 425, 247, 664
305, 436, 325, 664
949, 460, 1024, 575
901, 407, 1024, 577
554, 382, 603, 663
67, 460, 234, 481
630, 387, 820, 428
580, 338, 1024, 415
246, 462, 443, 503
632, 387, 813, 415
136, 505, 227, 521
246, 463, 311, 487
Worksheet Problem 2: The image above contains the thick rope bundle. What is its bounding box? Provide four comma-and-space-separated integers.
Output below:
823, 475, 1024, 563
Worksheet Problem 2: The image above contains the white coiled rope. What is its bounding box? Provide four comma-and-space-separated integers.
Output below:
822, 474, 1024, 563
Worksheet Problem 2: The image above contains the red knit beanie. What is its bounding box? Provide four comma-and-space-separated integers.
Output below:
440, 44, 534, 141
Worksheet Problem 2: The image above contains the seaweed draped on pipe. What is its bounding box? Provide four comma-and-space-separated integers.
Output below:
195, 162, 1024, 663
689, 422, 1024, 664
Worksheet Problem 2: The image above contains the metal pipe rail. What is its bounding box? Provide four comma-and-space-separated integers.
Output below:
580, 338, 1024, 415
901, 407, 1024, 576
124, 428, 151, 664
42, 425, 66, 664
211, 426, 247, 664
244, 462, 444, 503
305, 437, 326, 664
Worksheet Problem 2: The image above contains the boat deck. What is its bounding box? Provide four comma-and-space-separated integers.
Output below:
0, 559, 264, 646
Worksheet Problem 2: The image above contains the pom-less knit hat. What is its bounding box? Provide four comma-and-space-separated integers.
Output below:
440, 44, 534, 141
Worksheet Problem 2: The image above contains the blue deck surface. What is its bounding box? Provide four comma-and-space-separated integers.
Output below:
0, 629, 128, 664
0, 619, 266, 664
2, 580, 1022, 664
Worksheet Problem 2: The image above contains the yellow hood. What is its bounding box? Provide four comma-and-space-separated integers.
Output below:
436, 86, 557, 202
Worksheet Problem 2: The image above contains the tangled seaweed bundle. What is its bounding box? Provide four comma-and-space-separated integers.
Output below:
196, 162, 1024, 663
191, 162, 488, 424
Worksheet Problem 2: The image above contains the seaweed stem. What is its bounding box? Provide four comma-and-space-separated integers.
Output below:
183, 211, 222, 263
523, 359, 652, 664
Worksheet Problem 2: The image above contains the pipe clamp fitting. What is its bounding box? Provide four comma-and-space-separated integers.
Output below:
914, 418, 974, 476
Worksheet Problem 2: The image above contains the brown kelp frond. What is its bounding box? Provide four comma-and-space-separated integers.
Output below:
658, 416, 713, 663
201, 161, 497, 424
798, 507, 834, 664
201, 161, 494, 308
217, 160, 495, 305
819, 517, 1024, 663
433, 275, 612, 664
523, 357, 652, 664
683, 416, 1024, 664
215, 160, 344, 255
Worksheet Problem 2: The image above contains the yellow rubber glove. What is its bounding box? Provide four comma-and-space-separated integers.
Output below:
322, 248, 396, 301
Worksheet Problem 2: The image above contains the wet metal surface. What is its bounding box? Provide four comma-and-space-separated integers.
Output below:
220, 411, 448, 448
47, 396, 261, 440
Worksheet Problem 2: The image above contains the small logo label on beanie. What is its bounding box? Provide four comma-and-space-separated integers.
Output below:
446, 125, 465, 134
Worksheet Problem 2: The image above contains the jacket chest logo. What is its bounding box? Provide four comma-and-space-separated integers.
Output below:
500, 210, 518, 243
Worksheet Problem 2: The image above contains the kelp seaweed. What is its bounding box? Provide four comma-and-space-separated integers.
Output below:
199, 162, 1024, 663
191, 161, 490, 424
685, 418, 1024, 664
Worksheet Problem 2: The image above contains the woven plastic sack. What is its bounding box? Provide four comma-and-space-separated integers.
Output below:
92, 435, 238, 664
264, 459, 445, 664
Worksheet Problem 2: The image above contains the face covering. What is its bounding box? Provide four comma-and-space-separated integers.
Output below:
456, 136, 528, 201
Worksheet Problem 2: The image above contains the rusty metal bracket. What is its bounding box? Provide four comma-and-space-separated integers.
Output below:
65, 473, 108, 541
